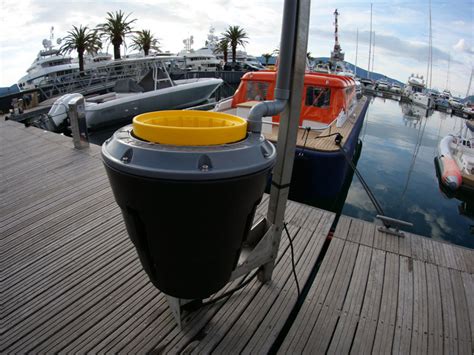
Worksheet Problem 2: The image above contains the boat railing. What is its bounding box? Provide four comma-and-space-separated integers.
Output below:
35, 57, 172, 100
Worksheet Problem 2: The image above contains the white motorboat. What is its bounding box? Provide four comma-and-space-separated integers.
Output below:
43, 64, 222, 131
376, 79, 390, 91
389, 83, 402, 94
436, 121, 474, 191
402, 74, 432, 108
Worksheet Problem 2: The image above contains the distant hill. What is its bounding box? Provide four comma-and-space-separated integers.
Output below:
0, 84, 19, 96
462, 95, 474, 104
256, 56, 404, 86
311, 57, 405, 86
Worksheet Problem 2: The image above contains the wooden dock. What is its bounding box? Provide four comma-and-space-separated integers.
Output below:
1, 119, 473, 354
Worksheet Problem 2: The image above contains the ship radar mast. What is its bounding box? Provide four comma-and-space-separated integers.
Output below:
330, 8, 345, 70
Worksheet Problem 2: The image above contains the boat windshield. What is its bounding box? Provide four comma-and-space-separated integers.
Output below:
246, 81, 270, 101
306, 87, 331, 108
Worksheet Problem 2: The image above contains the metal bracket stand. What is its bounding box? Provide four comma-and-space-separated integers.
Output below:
165, 218, 279, 329
376, 215, 414, 238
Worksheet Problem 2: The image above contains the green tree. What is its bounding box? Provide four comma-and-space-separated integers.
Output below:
223, 25, 248, 63
97, 10, 136, 60
262, 53, 272, 65
60, 25, 102, 75
131, 29, 159, 56
214, 38, 229, 63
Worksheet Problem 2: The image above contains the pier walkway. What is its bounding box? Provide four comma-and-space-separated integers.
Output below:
1, 120, 473, 354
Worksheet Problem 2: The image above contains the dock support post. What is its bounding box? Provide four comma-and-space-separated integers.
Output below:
261, 0, 311, 282
69, 96, 89, 149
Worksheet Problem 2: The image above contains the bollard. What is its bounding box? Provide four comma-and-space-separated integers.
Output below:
69, 96, 89, 149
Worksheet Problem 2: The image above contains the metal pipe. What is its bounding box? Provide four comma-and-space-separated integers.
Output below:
247, 0, 298, 133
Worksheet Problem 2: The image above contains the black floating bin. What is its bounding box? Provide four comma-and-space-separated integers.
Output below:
101, 110, 276, 299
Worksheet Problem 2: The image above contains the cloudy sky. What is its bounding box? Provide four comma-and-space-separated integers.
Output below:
0, 0, 472, 97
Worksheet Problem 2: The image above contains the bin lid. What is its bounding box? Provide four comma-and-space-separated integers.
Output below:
133, 111, 247, 146
102, 112, 276, 181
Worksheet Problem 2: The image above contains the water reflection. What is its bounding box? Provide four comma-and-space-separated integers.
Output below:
342, 96, 474, 248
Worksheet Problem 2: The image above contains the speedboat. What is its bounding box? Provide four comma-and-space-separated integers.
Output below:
212, 70, 370, 205
41, 64, 223, 131
435, 121, 474, 192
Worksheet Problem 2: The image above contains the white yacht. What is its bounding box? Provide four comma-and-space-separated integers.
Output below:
177, 47, 220, 71
17, 34, 77, 90
402, 74, 432, 108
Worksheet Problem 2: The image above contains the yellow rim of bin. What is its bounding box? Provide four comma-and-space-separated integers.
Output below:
132, 110, 248, 146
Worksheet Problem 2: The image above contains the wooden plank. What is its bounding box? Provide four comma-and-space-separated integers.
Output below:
372, 252, 400, 354
425, 263, 444, 355
461, 248, 474, 274
349, 248, 386, 354
409, 259, 429, 354
326, 245, 372, 354
301, 241, 360, 353
392, 256, 414, 355
461, 272, 474, 353
438, 267, 459, 354
346, 218, 364, 244
333, 215, 351, 240
421, 237, 437, 264
449, 269, 472, 354
241, 214, 333, 354
358, 220, 375, 247
278, 237, 346, 353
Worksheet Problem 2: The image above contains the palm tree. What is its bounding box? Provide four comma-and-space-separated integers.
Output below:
131, 30, 159, 56
60, 25, 102, 75
262, 53, 272, 66
223, 25, 248, 63
214, 38, 229, 63
97, 10, 136, 60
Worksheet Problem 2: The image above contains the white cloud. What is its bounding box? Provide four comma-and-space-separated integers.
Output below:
453, 38, 473, 54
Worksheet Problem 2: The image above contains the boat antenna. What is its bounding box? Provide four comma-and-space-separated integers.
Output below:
367, 3, 373, 79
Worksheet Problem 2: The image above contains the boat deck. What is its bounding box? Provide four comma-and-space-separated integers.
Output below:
221, 96, 368, 152
1, 119, 473, 354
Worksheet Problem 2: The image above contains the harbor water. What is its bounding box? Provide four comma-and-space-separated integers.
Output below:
343, 96, 474, 249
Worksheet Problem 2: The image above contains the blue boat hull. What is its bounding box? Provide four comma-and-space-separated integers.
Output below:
287, 99, 370, 206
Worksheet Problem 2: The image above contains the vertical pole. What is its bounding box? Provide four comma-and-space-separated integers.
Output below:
355, 28, 359, 77
261, 0, 310, 282
69, 96, 89, 149
368, 3, 373, 79
466, 68, 473, 98
371, 31, 375, 74
446, 54, 450, 90
426, 0, 432, 89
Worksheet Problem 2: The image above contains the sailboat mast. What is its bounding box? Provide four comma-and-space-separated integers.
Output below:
446, 54, 451, 90
466, 68, 473, 98
426, 0, 432, 89
368, 3, 373, 79
355, 28, 359, 76
371, 31, 375, 73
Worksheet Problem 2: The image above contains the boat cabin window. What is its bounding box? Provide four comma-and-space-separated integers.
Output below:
246, 81, 269, 101
305, 87, 331, 108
